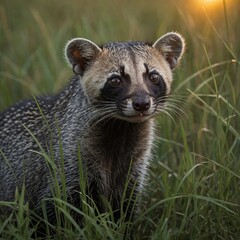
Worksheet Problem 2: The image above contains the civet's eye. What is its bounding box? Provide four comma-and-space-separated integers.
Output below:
108, 76, 123, 87
149, 72, 161, 84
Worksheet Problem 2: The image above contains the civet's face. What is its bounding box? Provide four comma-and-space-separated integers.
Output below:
65, 33, 185, 122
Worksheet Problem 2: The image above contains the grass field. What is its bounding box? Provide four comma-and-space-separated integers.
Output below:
0, 0, 240, 239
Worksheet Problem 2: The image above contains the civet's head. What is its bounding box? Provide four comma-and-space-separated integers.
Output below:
65, 32, 185, 122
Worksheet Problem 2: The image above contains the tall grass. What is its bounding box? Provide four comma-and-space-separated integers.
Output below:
0, 0, 240, 239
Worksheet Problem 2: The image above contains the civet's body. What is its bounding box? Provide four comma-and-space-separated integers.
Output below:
0, 32, 185, 222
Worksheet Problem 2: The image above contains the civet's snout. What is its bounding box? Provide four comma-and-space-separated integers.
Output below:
132, 94, 151, 112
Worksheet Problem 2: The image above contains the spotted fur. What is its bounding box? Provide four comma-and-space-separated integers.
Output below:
0, 32, 185, 224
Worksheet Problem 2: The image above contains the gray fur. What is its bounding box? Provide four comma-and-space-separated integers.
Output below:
0, 32, 185, 223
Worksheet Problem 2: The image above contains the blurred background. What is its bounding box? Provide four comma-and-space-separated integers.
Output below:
0, 0, 239, 238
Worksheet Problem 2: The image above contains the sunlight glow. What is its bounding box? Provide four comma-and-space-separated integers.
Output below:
201, 0, 222, 6
204, 0, 219, 2
203, 0, 222, 4
192, 0, 236, 13
195, 0, 225, 10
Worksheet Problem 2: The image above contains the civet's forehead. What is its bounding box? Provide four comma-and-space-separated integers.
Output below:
103, 41, 149, 49
103, 41, 151, 59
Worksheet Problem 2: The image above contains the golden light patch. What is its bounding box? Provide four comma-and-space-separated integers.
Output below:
204, 0, 221, 5
191, 0, 235, 12
197, 0, 224, 7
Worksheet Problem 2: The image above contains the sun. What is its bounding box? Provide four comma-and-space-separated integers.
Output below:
201, 0, 222, 5
204, 0, 218, 2
195, 0, 223, 9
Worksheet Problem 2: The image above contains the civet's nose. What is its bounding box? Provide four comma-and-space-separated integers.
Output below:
132, 95, 150, 112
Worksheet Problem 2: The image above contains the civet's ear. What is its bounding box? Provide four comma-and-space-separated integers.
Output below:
153, 32, 185, 69
65, 38, 102, 75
